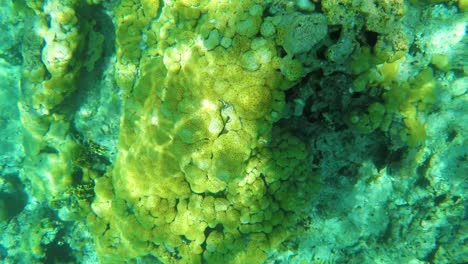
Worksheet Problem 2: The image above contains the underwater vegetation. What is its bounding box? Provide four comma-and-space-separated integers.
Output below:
0, 0, 466, 263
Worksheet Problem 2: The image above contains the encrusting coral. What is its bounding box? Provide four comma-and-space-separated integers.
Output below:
19, 0, 92, 203
88, 1, 320, 262
16, 0, 321, 263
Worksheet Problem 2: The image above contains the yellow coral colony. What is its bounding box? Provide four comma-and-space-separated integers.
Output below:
20, 0, 89, 202
88, 1, 318, 263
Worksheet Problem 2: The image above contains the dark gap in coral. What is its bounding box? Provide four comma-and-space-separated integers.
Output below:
351, 92, 365, 99
408, 43, 421, 56
451, 195, 461, 203
71, 168, 84, 186
0, 173, 28, 222
329, 25, 342, 43
264, 6, 274, 17
421, 243, 439, 262
43, 230, 75, 264
156, 1, 165, 20
415, 172, 430, 188
314, 1, 323, 13
303, 96, 318, 123
446, 129, 457, 142
102, 223, 110, 236
284, 84, 300, 103
43, 67, 52, 81
386, 147, 406, 174
450, 68, 467, 79
338, 163, 359, 183
297, 215, 312, 230
45, 13, 51, 28
416, 154, 432, 179
371, 134, 391, 170
201, 224, 223, 254
39, 146, 59, 155
363, 30, 378, 47
379, 222, 393, 243
0, 244, 6, 260
305, 72, 352, 129
277, 46, 287, 57
87, 5, 116, 60
434, 193, 447, 206
180, 235, 191, 243
204, 190, 227, 199
315, 45, 328, 60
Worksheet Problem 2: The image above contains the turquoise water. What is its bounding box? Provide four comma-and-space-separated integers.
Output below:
0, 1, 466, 263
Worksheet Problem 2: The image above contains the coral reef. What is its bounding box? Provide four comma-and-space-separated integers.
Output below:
0, 0, 466, 263
89, 1, 319, 262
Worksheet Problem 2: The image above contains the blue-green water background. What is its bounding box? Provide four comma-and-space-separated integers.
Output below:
0, 0, 467, 263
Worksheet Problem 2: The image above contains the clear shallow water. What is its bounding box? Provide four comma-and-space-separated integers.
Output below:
0, 1, 466, 263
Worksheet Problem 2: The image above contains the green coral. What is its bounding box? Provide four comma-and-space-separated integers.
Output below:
346, 47, 438, 146
17, 0, 113, 226
19, 0, 82, 202
16, 2, 321, 261
383, 67, 437, 145
83, 1, 320, 263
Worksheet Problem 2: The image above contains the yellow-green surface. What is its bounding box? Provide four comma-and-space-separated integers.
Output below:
89, 1, 318, 262
10, 0, 465, 263
18, 1, 320, 262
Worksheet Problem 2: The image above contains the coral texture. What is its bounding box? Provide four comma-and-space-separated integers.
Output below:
1, 0, 465, 263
